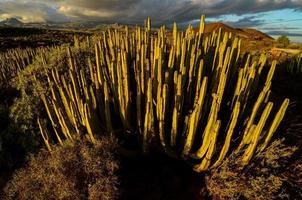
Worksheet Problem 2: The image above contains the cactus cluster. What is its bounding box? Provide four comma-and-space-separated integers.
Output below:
40, 16, 289, 171
0, 48, 38, 86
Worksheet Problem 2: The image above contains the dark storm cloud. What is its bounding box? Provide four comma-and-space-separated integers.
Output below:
206, 0, 298, 15
64, 0, 141, 10
0, 0, 302, 24
219, 16, 266, 28
263, 27, 301, 30
267, 31, 302, 37
55, 0, 198, 24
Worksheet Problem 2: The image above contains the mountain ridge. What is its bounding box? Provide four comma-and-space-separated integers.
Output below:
0, 18, 24, 26
0, 18, 274, 41
200, 22, 274, 41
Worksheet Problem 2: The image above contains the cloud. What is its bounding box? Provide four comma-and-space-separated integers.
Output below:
263, 27, 300, 30
54, 0, 198, 24
216, 16, 266, 28
203, 0, 298, 15
57, 0, 302, 25
267, 31, 302, 37
0, 1, 68, 22
0, 0, 302, 24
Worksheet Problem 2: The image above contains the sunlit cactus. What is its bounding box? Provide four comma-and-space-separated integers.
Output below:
39, 15, 290, 172
0, 47, 37, 86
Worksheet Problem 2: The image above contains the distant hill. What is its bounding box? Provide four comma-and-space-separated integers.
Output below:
0, 18, 110, 30
204, 22, 235, 34
240, 28, 274, 40
0, 18, 275, 42
0, 18, 24, 27
198, 22, 274, 41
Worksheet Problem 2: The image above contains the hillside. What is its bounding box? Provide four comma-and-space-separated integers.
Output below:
0, 27, 91, 52
165, 22, 275, 53
0, 18, 111, 30
0, 18, 23, 27
201, 22, 274, 41
241, 28, 274, 40
0, 18, 274, 43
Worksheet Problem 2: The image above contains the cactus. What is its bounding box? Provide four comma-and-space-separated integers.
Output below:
37, 118, 52, 152
259, 98, 290, 152
287, 53, 302, 75
212, 101, 240, 168
0, 47, 40, 87
39, 16, 289, 172
242, 102, 274, 165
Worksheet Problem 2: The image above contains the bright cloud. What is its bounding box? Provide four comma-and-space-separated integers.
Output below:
0, 0, 301, 23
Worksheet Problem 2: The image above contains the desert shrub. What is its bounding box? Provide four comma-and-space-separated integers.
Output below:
205, 139, 297, 200
9, 89, 41, 134
0, 105, 40, 172
0, 86, 41, 173
3, 136, 119, 200
287, 43, 302, 50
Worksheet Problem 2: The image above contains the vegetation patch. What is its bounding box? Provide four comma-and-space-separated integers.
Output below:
3, 136, 119, 200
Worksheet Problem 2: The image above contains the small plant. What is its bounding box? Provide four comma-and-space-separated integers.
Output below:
3, 136, 119, 200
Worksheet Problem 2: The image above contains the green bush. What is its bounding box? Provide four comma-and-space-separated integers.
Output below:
3, 136, 119, 200
277, 35, 290, 48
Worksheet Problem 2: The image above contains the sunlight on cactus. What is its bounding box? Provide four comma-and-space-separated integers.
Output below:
39, 15, 289, 172
0, 48, 37, 87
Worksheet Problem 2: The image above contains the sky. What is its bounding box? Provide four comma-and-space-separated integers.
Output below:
0, 0, 302, 42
